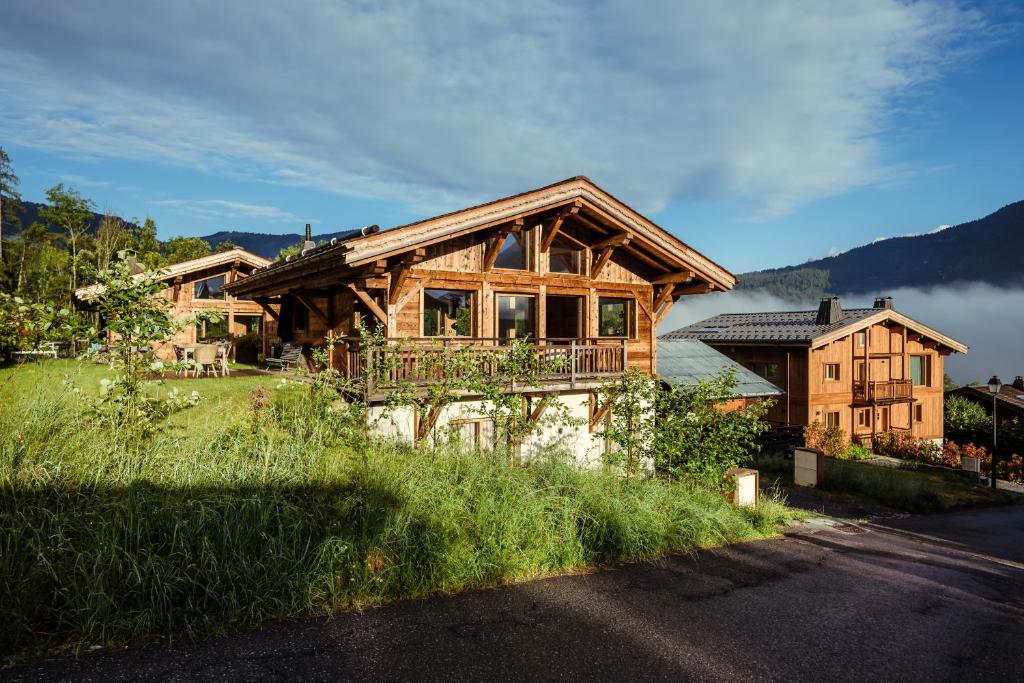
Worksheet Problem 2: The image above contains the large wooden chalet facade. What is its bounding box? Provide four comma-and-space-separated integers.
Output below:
664, 297, 968, 444
226, 177, 734, 461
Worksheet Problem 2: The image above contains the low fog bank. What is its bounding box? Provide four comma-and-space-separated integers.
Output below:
659, 283, 1024, 386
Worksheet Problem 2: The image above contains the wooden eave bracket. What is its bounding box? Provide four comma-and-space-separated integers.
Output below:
172, 275, 184, 303
346, 283, 388, 325
528, 394, 554, 423
673, 281, 714, 296
651, 270, 695, 285
253, 297, 280, 322
389, 248, 427, 305
589, 399, 610, 432
483, 218, 525, 271
540, 201, 582, 253
295, 293, 330, 325
590, 237, 630, 280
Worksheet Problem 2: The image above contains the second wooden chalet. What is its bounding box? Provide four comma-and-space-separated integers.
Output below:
225, 177, 734, 461
663, 297, 969, 445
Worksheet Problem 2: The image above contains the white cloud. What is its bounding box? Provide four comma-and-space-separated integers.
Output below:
0, 1, 989, 218
150, 199, 306, 224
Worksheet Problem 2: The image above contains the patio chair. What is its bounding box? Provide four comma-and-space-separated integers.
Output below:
193, 344, 220, 378
266, 343, 303, 371
217, 343, 231, 376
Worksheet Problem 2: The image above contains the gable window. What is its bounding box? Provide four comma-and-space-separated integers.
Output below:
292, 302, 309, 333
193, 275, 225, 300
751, 362, 779, 381
909, 355, 929, 387
496, 294, 535, 340
856, 331, 866, 348
493, 231, 531, 270
825, 411, 840, 429
548, 235, 584, 275
824, 363, 840, 381
423, 289, 474, 337
598, 297, 634, 338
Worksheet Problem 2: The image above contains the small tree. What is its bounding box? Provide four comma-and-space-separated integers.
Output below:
597, 369, 657, 477
944, 394, 990, 445
654, 369, 772, 486
39, 184, 95, 292
0, 146, 21, 263
162, 236, 211, 265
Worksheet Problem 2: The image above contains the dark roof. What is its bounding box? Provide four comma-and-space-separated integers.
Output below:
657, 339, 783, 397
661, 308, 880, 344
949, 384, 1024, 415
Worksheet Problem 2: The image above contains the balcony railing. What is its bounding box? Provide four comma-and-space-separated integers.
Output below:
337, 337, 628, 391
853, 379, 913, 403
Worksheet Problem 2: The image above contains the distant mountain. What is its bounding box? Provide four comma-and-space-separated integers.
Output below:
737, 199, 1024, 301
9, 200, 130, 234
197, 230, 363, 259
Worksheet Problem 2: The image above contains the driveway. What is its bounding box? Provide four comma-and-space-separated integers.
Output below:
8, 506, 1024, 682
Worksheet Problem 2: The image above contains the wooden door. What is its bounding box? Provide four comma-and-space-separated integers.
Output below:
880, 407, 890, 432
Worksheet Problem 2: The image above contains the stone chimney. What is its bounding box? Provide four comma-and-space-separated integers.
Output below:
873, 296, 893, 310
1013, 376, 1024, 391
302, 223, 315, 251
815, 297, 843, 325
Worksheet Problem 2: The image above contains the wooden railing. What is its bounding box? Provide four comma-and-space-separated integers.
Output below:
337, 337, 628, 390
853, 379, 912, 403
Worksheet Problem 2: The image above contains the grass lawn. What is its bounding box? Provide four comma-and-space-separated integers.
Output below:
0, 359, 798, 660
757, 453, 1020, 514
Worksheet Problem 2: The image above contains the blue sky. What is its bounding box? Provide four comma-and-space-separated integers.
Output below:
2, 1, 1021, 273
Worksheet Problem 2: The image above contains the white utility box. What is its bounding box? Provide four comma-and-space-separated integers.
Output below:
793, 447, 825, 487
726, 467, 759, 508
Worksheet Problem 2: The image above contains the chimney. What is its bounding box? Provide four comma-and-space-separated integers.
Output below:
1013, 376, 1024, 391
815, 297, 843, 325
873, 296, 893, 310
302, 223, 315, 251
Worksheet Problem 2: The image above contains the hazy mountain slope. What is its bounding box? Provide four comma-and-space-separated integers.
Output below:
737, 199, 1024, 300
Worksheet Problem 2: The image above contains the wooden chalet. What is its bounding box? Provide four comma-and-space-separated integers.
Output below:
225, 177, 734, 458
74, 248, 274, 360
663, 297, 969, 444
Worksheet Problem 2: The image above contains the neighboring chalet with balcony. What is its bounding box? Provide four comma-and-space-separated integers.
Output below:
225, 177, 735, 462
662, 297, 968, 444
74, 248, 274, 359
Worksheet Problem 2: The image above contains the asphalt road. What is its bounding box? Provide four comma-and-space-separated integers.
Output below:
8, 506, 1024, 682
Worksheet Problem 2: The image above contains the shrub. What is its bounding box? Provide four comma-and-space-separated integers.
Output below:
844, 443, 873, 461
944, 394, 990, 445
804, 421, 846, 457
872, 430, 941, 464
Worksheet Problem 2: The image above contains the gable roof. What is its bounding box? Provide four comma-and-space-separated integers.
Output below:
657, 339, 783, 398
663, 306, 968, 354
948, 384, 1024, 416
226, 177, 735, 296
73, 248, 270, 302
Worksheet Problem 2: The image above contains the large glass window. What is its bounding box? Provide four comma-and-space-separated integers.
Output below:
909, 355, 929, 386
235, 315, 262, 336
598, 297, 633, 337
493, 232, 531, 270
195, 317, 229, 341
193, 275, 225, 300
423, 289, 474, 337
496, 294, 536, 340
548, 235, 583, 275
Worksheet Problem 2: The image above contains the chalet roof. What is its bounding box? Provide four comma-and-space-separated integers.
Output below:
657, 339, 783, 398
73, 248, 270, 302
662, 304, 969, 354
225, 177, 736, 296
948, 384, 1024, 416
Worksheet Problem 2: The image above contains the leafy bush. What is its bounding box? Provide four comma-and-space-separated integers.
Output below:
804, 421, 846, 457
944, 394, 991, 445
943, 441, 1024, 482
844, 443, 873, 460
872, 430, 941, 463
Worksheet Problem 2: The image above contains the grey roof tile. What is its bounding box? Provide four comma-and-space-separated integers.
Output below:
657, 339, 783, 397
661, 308, 880, 344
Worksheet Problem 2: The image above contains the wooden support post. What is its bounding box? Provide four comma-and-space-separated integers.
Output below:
172, 276, 183, 303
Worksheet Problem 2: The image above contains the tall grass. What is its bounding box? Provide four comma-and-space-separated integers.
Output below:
0, 364, 792, 658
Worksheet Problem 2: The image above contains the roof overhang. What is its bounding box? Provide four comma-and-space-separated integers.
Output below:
226, 177, 736, 298
811, 309, 968, 354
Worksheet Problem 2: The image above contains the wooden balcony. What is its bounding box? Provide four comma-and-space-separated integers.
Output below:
337, 337, 628, 394
853, 379, 913, 404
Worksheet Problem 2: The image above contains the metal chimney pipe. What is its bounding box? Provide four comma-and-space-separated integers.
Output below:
303, 223, 315, 250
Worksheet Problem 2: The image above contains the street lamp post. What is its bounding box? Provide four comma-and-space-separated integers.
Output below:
987, 375, 1001, 489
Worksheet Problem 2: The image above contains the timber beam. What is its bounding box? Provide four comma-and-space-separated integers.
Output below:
540, 201, 582, 253
482, 218, 525, 271
591, 238, 630, 280
346, 283, 388, 326
389, 247, 427, 304
295, 293, 329, 325
590, 231, 632, 251
253, 297, 280, 322
651, 270, 695, 285
653, 283, 676, 312
673, 281, 714, 296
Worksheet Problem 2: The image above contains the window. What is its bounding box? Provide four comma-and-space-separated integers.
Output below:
857, 409, 872, 428
423, 289, 474, 337
548, 235, 584, 275
598, 297, 634, 337
915, 404, 923, 422
193, 275, 225, 300
824, 363, 840, 381
493, 231, 531, 270
292, 302, 308, 333
496, 294, 536, 340
751, 362, 779, 381
910, 355, 929, 386
235, 315, 263, 336
825, 411, 840, 428
856, 331, 866, 348
855, 362, 867, 381
195, 317, 229, 341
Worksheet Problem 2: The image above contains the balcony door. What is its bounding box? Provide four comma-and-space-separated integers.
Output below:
545, 295, 582, 341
